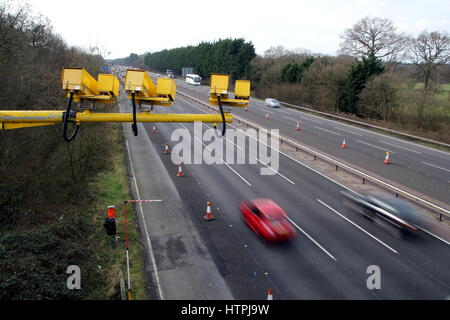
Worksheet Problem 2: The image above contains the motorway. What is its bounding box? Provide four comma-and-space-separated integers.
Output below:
118, 74, 450, 299
169, 76, 450, 207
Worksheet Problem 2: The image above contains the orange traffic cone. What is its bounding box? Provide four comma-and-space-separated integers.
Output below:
267, 288, 273, 300
295, 121, 301, 131
163, 143, 171, 154
151, 125, 157, 133
177, 164, 184, 176
384, 152, 391, 164
203, 201, 215, 221
341, 139, 347, 148
266, 113, 270, 119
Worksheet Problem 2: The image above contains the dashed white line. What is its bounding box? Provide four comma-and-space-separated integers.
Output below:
334, 127, 362, 136
177, 97, 450, 246
283, 116, 300, 122
314, 126, 341, 136
356, 140, 394, 153
285, 216, 337, 261
378, 141, 422, 154
178, 123, 252, 187
422, 161, 450, 173
301, 117, 323, 124
317, 199, 398, 254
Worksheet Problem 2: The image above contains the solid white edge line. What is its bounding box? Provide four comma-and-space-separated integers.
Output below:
285, 216, 337, 261
419, 227, 450, 245
123, 126, 165, 300
317, 199, 398, 254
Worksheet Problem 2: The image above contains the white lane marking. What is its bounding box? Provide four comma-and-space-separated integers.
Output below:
303, 117, 323, 124
178, 123, 252, 187
178, 97, 450, 245
422, 161, 450, 173
229, 124, 355, 193
419, 227, 450, 245
334, 127, 362, 136
317, 199, 398, 254
174, 104, 184, 111
285, 216, 337, 261
314, 126, 341, 136
356, 140, 394, 153
275, 108, 292, 115
201, 124, 295, 185
123, 125, 165, 300
177, 103, 294, 185
283, 116, 299, 122
378, 140, 422, 154
255, 158, 296, 185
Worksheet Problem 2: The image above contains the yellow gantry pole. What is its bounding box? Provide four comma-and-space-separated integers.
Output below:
0, 110, 232, 130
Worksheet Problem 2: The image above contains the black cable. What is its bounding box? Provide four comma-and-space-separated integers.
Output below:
217, 95, 226, 136
131, 91, 138, 136
62, 91, 80, 142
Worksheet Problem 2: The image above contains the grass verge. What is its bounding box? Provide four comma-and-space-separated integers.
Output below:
88, 123, 147, 300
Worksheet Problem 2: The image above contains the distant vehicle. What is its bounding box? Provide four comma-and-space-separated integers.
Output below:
166, 69, 174, 79
342, 191, 424, 236
240, 198, 296, 243
264, 98, 280, 108
186, 74, 201, 85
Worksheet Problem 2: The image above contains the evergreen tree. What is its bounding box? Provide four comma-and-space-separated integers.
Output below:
144, 39, 255, 79
341, 54, 384, 115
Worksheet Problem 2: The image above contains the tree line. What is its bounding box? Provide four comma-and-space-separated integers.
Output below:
0, 3, 120, 299
140, 17, 449, 138
251, 17, 450, 138
144, 38, 256, 79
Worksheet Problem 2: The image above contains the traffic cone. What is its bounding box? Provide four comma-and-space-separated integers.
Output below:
341, 139, 347, 148
177, 164, 184, 176
267, 288, 273, 300
266, 113, 270, 119
384, 152, 391, 164
203, 201, 215, 221
295, 121, 301, 131
151, 125, 157, 133
163, 143, 171, 154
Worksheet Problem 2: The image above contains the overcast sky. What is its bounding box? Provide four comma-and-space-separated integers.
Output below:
19, 0, 450, 59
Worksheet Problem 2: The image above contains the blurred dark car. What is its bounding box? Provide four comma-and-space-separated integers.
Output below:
342, 191, 424, 236
240, 198, 296, 242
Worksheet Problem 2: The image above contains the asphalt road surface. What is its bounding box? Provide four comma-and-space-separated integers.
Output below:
168, 75, 450, 207
119, 83, 450, 299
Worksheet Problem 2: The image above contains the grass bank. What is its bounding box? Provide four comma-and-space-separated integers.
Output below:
88, 123, 147, 300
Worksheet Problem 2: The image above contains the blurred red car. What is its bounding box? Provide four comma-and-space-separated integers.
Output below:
240, 198, 296, 242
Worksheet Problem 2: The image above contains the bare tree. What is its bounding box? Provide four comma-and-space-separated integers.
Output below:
407, 30, 450, 122
339, 16, 408, 61
263, 46, 291, 60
